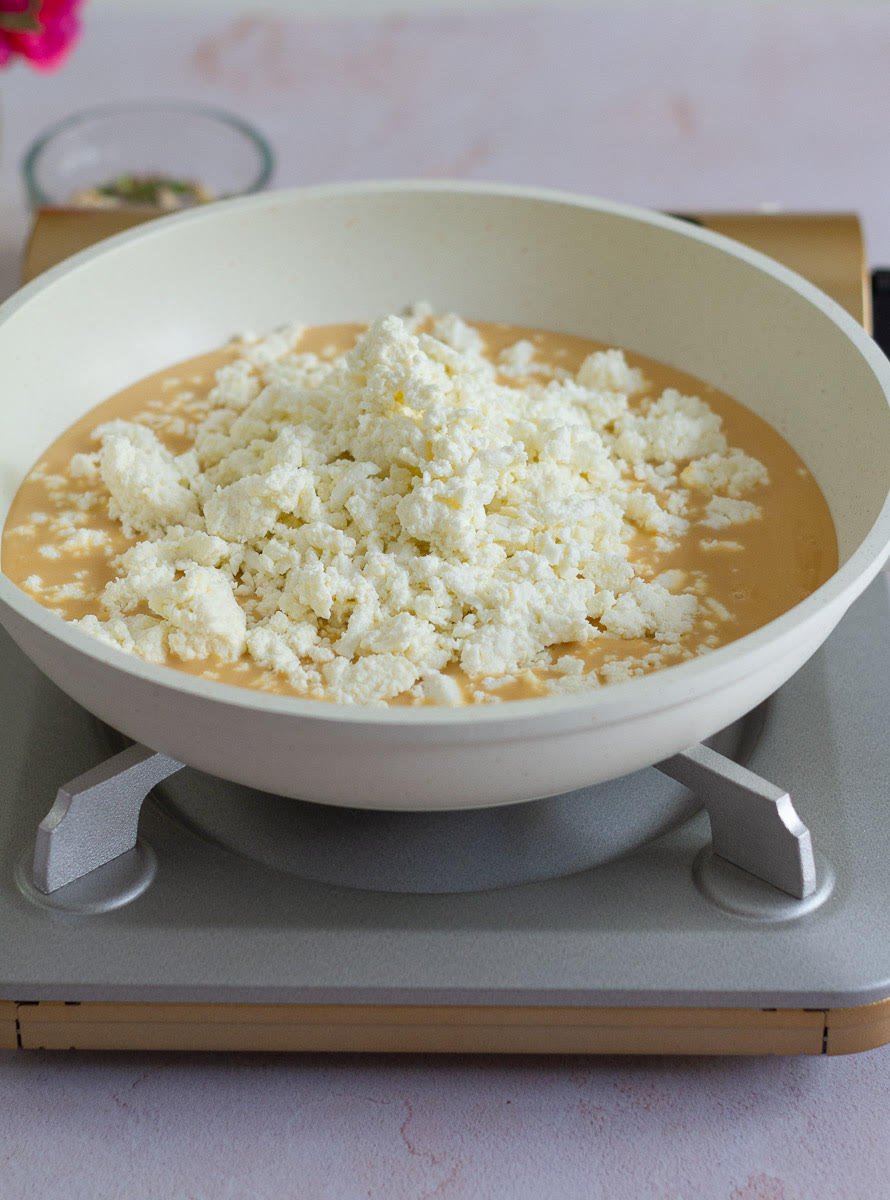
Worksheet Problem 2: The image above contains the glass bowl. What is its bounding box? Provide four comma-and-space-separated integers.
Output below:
23, 102, 274, 209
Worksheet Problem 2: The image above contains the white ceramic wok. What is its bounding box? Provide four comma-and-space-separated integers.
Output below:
1, 182, 889, 810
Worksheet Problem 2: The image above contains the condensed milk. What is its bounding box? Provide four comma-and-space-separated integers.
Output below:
1, 320, 837, 704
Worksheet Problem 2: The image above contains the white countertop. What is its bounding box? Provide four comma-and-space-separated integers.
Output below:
2, 4, 890, 1197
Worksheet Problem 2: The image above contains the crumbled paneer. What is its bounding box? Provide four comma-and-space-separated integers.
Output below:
699, 538, 744, 552
554, 655, 585, 676
97, 421, 200, 537
60, 527, 110, 554
498, 339, 537, 378
67, 312, 769, 705
701, 496, 762, 530
680, 449, 769, 498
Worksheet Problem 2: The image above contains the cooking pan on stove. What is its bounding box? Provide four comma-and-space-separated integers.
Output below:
0, 182, 888, 810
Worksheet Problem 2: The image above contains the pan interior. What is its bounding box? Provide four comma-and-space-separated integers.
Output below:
1, 187, 888, 577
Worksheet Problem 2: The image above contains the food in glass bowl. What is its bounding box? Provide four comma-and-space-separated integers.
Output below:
70, 173, 214, 210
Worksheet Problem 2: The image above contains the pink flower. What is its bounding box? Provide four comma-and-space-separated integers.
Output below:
0, 0, 84, 72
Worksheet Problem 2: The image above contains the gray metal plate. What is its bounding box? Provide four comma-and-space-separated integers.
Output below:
1, 579, 889, 1009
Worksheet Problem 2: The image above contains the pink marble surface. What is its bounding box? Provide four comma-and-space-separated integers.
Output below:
3, 1, 890, 276
3, 1045, 890, 1199
2, 5, 890, 1198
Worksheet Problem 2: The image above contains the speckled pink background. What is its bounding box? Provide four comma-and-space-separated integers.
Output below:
2, 5, 890, 1198
4, 1046, 889, 1199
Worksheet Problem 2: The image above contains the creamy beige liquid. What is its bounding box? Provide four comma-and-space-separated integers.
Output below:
1, 322, 838, 704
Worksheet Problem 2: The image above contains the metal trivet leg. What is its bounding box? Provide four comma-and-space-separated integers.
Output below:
33, 744, 184, 894
29, 739, 816, 900
656, 743, 816, 900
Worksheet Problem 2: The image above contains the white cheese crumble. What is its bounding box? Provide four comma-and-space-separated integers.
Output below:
699, 538, 744, 553
60, 528, 110, 554
66, 313, 769, 705
680, 449, 769, 498
700, 496, 763, 530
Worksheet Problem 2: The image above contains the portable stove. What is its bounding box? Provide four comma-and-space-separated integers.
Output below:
1, 211, 888, 1056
